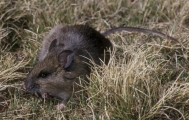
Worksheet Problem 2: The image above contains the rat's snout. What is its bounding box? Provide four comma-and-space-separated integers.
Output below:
23, 81, 32, 91
23, 79, 39, 92
23, 84, 26, 90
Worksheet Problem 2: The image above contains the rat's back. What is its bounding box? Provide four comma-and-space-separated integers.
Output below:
39, 25, 112, 64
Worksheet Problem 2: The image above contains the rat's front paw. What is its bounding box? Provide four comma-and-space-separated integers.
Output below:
41, 93, 48, 99
54, 103, 66, 110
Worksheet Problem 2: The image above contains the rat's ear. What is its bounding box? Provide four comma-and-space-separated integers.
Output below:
49, 39, 57, 51
58, 50, 74, 69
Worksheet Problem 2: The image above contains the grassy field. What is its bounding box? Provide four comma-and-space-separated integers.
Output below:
0, 0, 189, 119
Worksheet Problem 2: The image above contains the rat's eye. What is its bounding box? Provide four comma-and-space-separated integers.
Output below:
38, 71, 50, 78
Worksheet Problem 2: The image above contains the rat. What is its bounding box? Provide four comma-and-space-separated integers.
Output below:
23, 24, 178, 110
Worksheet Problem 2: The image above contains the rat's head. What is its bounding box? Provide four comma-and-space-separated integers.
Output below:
23, 39, 82, 101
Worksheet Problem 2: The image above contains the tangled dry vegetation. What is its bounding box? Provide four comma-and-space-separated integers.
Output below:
0, 0, 189, 119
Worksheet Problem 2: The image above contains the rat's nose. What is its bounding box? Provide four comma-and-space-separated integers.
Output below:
23, 80, 39, 92
23, 84, 26, 90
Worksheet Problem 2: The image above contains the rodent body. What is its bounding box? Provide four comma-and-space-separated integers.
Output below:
23, 25, 178, 110
24, 25, 112, 109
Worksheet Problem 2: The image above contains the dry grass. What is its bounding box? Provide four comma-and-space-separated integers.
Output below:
0, 0, 189, 119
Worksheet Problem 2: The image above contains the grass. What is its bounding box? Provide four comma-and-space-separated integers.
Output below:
0, 0, 189, 119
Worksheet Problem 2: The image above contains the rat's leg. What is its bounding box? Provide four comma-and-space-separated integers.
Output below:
54, 101, 67, 110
